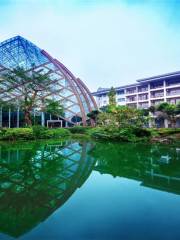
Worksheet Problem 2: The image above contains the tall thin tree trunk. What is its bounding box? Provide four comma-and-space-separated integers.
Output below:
24, 110, 32, 126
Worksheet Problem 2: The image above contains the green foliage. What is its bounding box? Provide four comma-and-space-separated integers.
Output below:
1, 67, 53, 126
42, 128, 71, 138
32, 125, 47, 138
155, 128, 180, 136
44, 99, 64, 117
32, 126, 70, 139
69, 126, 89, 134
148, 106, 155, 113
87, 110, 100, 125
156, 102, 177, 127
175, 101, 180, 114
98, 105, 147, 128
132, 127, 151, 137
90, 126, 148, 142
1, 128, 34, 140
0, 127, 71, 140
156, 102, 176, 115
108, 87, 116, 106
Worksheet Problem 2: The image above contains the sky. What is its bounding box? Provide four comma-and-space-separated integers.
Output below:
0, 0, 180, 91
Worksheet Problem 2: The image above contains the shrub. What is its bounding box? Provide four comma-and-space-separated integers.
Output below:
132, 128, 151, 137
0, 127, 71, 141
43, 128, 71, 138
157, 128, 180, 136
0, 128, 7, 137
32, 125, 47, 138
32, 126, 71, 139
90, 127, 150, 142
2, 128, 34, 140
69, 126, 88, 134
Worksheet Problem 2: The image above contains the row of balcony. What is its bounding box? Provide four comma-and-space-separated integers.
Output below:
99, 93, 179, 103
126, 89, 180, 100
98, 86, 180, 99
126, 81, 180, 94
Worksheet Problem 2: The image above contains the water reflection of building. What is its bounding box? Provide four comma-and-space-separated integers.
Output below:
94, 144, 180, 195
0, 141, 96, 238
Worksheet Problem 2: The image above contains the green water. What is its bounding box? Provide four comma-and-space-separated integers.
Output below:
0, 140, 180, 240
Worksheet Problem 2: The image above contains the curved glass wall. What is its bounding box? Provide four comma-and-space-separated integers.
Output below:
0, 36, 97, 127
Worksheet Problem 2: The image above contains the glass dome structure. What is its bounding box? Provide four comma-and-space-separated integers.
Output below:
0, 36, 97, 127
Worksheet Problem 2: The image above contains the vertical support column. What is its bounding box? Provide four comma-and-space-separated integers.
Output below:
148, 83, 151, 108
136, 86, 138, 109
8, 108, 11, 128
17, 107, 19, 128
0, 107, 2, 128
125, 88, 127, 106
164, 80, 167, 102
164, 119, 168, 128
41, 112, 45, 127
148, 83, 153, 128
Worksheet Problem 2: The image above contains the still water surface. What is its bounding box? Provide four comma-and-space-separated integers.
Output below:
0, 140, 180, 240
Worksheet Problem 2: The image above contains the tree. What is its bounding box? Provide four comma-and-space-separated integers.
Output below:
1, 67, 53, 126
98, 111, 117, 127
44, 99, 64, 118
114, 106, 147, 128
148, 106, 156, 114
108, 87, 116, 106
87, 110, 100, 126
97, 105, 147, 129
175, 101, 180, 115
156, 102, 177, 128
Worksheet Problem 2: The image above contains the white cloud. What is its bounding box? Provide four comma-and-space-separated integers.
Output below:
0, 1, 180, 91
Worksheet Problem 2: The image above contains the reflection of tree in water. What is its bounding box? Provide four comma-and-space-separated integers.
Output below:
93, 142, 180, 194
0, 141, 96, 238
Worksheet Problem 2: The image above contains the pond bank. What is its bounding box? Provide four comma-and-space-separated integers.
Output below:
0, 126, 179, 144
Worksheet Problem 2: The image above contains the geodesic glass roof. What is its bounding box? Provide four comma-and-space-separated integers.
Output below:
0, 36, 97, 126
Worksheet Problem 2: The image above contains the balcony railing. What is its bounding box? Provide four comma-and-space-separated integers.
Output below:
166, 80, 180, 87
166, 90, 180, 96
150, 84, 163, 90
138, 87, 148, 93
138, 103, 149, 109
138, 95, 148, 100
126, 98, 137, 102
126, 91, 137, 95
151, 100, 164, 106
151, 92, 164, 98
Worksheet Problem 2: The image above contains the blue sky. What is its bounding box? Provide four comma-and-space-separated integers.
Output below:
0, 0, 180, 91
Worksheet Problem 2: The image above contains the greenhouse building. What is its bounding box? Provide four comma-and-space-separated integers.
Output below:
0, 36, 97, 128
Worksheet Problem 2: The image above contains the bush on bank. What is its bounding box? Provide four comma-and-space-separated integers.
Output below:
0, 128, 34, 140
68, 126, 90, 134
90, 126, 151, 142
0, 126, 179, 142
0, 127, 71, 140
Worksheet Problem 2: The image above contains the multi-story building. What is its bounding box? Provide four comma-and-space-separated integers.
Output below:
92, 71, 180, 109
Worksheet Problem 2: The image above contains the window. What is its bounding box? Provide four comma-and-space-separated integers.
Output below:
118, 98, 125, 102
117, 90, 125, 95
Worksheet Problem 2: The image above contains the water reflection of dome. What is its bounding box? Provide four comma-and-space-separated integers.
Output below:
0, 141, 96, 238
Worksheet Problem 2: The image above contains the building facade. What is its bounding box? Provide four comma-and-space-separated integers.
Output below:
93, 72, 180, 109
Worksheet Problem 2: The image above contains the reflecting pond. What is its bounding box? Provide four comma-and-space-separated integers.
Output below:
0, 140, 180, 240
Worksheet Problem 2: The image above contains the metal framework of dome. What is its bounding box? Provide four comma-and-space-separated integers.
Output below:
0, 36, 97, 126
